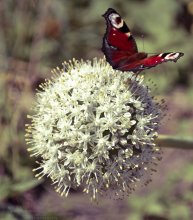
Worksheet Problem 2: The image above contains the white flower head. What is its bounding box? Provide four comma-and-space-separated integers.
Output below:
26, 58, 161, 200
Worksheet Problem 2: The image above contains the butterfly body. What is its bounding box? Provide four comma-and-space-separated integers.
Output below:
102, 8, 184, 73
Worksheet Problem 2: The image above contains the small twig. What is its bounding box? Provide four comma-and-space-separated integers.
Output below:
155, 134, 193, 150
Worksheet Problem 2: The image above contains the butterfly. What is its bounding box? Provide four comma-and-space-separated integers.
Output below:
102, 8, 184, 73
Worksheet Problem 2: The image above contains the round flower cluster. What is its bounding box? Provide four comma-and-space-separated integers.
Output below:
26, 58, 161, 200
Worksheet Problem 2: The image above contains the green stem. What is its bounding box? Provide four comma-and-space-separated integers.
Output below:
156, 135, 193, 150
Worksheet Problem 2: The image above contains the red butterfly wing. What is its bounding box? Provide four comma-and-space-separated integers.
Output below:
102, 8, 184, 73
103, 36, 147, 71
102, 8, 140, 69
118, 52, 184, 72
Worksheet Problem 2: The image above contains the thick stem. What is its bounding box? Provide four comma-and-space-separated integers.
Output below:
155, 135, 193, 150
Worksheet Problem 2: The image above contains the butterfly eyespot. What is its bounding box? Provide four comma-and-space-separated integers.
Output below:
109, 13, 123, 28
115, 16, 122, 24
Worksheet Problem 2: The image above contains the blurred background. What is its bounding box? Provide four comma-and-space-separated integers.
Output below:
0, 0, 193, 219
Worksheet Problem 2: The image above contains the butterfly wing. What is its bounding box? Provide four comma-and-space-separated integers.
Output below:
102, 8, 139, 69
103, 38, 150, 72
102, 8, 184, 73
118, 52, 184, 72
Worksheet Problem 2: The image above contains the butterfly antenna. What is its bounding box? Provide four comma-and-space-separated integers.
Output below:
140, 35, 157, 56
142, 34, 145, 51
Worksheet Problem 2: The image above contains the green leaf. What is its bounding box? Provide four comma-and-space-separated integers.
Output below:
170, 204, 191, 220
145, 202, 164, 215
12, 178, 42, 194
0, 177, 12, 200
0, 205, 32, 220
127, 213, 141, 220
183, 191, 193, 202
0, 213, 16, 220
183, 164, 193, 182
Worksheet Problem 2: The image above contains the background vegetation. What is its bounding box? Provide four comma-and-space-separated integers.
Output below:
0, 0, 193, 219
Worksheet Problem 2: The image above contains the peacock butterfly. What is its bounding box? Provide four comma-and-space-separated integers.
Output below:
102, 8, 184, 73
